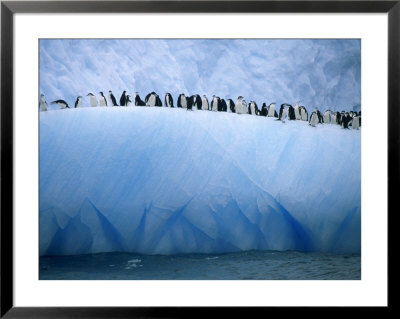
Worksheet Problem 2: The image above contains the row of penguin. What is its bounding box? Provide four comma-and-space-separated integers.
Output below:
39, 90, 361, 129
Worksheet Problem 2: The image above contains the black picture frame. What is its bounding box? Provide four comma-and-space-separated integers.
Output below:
1, 1, 396, 317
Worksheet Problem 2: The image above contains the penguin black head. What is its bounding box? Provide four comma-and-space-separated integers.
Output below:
87, 93, 94, 96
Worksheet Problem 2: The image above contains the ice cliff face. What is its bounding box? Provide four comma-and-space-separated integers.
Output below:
39, 107, 361, 256
39, 39, 361, 113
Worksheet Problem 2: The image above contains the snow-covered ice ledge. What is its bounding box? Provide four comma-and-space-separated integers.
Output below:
39, 107, 361, 256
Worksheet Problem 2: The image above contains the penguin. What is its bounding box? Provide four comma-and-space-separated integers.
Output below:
155, 94, 162, 106
145, 92, 156, 106
192, 94, 202, 110
221, 99, 228, 112
278, 104, 284, 120
186, 95, 193, 110
294, 102, 301, 120
315, 107, 323, 123
165, 93, 174, 107
287, 104, 296, 120
218, 97, 223, 111
211, 95, 219, 111
87, 93, 98, 107
300, 106, 308, 121
202, 95, 209, 111
348, 111, 354, 127
99, 92, 108, 106
260, 103, 268, 116
145, 91, 162, 106
74, 96, 82, 108
235, 96, 245, 114
126, 95, 132, 106
213, 96, 222, 111
109, 91, 118, 106
119, 91, 127, 106
359, 111, 362, 127
51, 99, 70, 109
267, 102, 277, 117
215, 96, 223, 112
39, 94, 48, 111
352, 112, 360, 130
279, 104, 288, 123
335, 111, 342, 125
323, 110, 331, 124
309, 111, 319, 127
341, 112, 352, 129
339, 111, 346, 125
227, 99, 235, 113
249, 101, 256, 115
134, 92, 146, 106
177, 94, 187, 109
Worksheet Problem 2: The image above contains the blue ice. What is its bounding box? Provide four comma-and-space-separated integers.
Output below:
39, 107, 361, 256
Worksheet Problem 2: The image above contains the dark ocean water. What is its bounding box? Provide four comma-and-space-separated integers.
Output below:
39, 250, 360, 280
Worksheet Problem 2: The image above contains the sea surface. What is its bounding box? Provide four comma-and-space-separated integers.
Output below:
39, 250, 361, 280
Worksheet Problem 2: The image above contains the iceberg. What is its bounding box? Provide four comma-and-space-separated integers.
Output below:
39, 107, 361, 256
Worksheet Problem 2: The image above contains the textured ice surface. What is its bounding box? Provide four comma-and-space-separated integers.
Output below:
39, 108, 361, 256
39, 39, 361, 113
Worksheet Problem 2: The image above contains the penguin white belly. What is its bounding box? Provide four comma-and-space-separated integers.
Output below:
90, 96, 97, 107
147, 95, 156, 106
310, 113, 318, 126
281, 109, 287, 122
202, 98, 208, 110
76, 99, 82, 108
99, 97, 106, 106
250, 104, 255, 115
331, 114, 337, 124
268, 106, 275, 117
40, 99, 47, 111
352, 117, 359, 129
166, 95, 171, 107
324, 113, 330, 124
301, 109, 307, 121
235, 102, 242, 114
241, 102, 247, 114
294, 107, 301, 120
180, 96, 187, 109
212, 98, 218, 111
